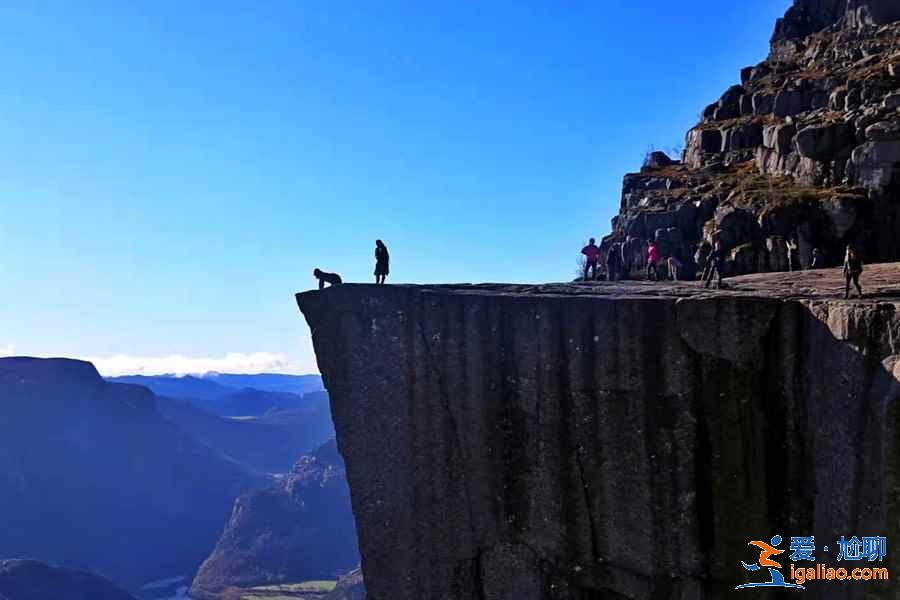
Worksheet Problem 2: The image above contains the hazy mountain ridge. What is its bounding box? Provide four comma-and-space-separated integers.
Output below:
0, 560, 136, 600
0, 357, 267, 588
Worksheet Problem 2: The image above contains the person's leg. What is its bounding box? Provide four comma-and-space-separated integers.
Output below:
583, 263, 589, 281
854, 273, 863, 297
845, 273, 851, 298
590, 262, 598, 280
704, 265, 713, 288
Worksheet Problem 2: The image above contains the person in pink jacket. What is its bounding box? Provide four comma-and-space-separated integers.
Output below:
581, 238, 601, 281
646, 241, 660, 280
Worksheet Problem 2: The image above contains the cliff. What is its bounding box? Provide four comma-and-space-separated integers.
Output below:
297, 264, 900, 599
606, 0, 900, 278
191, 439, 359, 599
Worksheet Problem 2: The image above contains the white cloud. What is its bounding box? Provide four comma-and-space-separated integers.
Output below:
85, 351, 296, 377
0, 343, 15, 357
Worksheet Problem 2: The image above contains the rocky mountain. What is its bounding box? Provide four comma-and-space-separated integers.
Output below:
190, 439, 360, 600
297, 269, 900, 599
0, 560, 135, 600
323, 569, 366, 600
0, 358, 265, 588
604, 0, 900, 277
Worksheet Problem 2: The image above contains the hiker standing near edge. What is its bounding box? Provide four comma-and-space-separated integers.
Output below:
606, 242, 621, 281
843, 245, 863, 298
668, 253, 683, 281
646, 240, 660, 281
375, 239, 390, 284
704, 240, 725, 289
581, 238, 601, 281
786, 237, 800, 272
810, 247, 822, 269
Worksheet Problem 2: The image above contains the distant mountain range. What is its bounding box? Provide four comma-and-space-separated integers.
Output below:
0, 358, 267, 588
108, 373, 334, 473
106, 373, 325, 417
0, 360, 350, 595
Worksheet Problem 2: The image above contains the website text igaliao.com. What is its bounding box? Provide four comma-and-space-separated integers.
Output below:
789, 563, 889, 585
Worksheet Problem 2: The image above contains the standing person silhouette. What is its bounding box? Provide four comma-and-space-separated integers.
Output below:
375, 239, 390, 284
704, 240, 725, 289
646, 241, 660, 281
843, 244, 863, 298
581, 238, 601, 281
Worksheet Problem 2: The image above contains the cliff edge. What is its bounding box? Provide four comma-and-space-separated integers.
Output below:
297, 264, 900, 600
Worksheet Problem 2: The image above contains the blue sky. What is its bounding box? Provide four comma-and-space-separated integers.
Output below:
0, 0, 789, 375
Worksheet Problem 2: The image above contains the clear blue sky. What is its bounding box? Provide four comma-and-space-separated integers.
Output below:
0, 1, 789, 375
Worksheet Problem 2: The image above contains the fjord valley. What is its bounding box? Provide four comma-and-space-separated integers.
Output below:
0, 358, 360, 599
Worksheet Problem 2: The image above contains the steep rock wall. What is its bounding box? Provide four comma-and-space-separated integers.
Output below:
605, 0, 900, 279
298, 273, 900, 600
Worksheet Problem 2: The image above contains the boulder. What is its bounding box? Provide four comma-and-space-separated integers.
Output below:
713, 85, 744, 120
685, 128, 723, 167
866, 121, 900, 141
795, 122, 855, 161
763, 123, 798, 154
644, 151, 674, 168
722, 122, 764, 152
851, 140, 900, 188
821, 195, 862, 239
752, 92, 775, 115
774, 87, 808, 117
709, 205, 761, 248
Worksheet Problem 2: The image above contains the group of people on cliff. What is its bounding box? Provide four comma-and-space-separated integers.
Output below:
581, 237, 721, 287
580, 237, 865, 297
314, 239, 390, 289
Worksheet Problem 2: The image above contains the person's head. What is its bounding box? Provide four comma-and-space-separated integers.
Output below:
313, 268, 322, 277
589, 237, 595, 245
376, 239, 384, 249
847, 245, 856, 257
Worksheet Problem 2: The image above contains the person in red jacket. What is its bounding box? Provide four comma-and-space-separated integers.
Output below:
646, 241, 660, 281
581, 238, 601, 281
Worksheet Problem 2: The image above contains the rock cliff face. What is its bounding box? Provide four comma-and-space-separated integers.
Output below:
606, 0, 900, 278
298, 266, 900, 599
